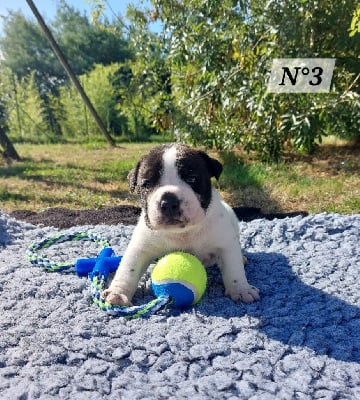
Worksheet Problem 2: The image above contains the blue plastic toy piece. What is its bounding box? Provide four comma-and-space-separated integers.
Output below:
75, 248, 122, 278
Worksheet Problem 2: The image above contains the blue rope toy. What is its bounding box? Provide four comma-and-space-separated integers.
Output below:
26, 231, 171, 319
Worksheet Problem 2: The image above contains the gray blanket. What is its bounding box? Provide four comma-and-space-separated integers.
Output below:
0, 212, 359, 399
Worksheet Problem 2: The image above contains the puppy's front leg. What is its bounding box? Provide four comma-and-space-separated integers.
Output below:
102, 231, 157, 306
220, 244, 260, 303
102, 250, 150, 306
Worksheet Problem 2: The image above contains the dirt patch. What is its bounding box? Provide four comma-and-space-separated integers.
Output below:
10, 206, 307, 229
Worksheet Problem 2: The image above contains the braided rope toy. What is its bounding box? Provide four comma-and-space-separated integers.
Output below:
26, 231, 110, 272
26, 231, 171, 319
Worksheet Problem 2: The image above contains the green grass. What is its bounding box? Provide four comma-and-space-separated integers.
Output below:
1, 141, 359, 214
0, 143, 151, 211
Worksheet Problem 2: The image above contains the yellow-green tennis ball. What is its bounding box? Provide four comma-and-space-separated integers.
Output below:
151, 252, 207, 308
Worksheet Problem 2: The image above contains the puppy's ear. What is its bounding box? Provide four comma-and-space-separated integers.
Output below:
200, 152, 223, 180
127, 161, 141, 193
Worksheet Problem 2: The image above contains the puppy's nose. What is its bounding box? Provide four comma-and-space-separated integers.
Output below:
160, 193, 180, 217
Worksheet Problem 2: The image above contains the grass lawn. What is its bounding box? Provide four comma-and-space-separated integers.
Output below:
0, 140, 359, 215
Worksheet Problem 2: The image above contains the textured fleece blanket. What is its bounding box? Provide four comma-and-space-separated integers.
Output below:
0, 212, 359, 399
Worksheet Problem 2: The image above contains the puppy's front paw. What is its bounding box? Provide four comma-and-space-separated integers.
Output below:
102, 289, 132, 306
225, 284, 260, 303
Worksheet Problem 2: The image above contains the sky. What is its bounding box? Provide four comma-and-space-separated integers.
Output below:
0, 0, 159, 35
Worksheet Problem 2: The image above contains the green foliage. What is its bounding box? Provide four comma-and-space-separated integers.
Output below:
0, 67, 54, 143
123, 5, 174, 139
349, 4, 360, 37
0, 1, 131, 93
0, 11, 65, 92
0, 2, 141, 144
56, 62, 157, 142
112, 64, 154, 141
124, 6, 360, 158
53, 1, 131, 73
56, 64, 121, 140
150, 0, 360, 160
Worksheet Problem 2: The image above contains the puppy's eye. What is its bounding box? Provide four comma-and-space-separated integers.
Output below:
141, 180, 152, 190
185, 175, 197, 184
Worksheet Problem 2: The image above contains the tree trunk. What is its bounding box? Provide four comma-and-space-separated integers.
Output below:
0, 126, 21, 161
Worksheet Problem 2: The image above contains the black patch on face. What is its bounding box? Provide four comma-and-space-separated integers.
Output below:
175, 145, 223, 210
127, 144, 171, 228
128, 144, 171, 193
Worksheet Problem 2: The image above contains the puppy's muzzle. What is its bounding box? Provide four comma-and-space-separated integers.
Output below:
160, 192, 181, 219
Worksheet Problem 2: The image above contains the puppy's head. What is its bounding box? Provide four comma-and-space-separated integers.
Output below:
128, 144, 223, 230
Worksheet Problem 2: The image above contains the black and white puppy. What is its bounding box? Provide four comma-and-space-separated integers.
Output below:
103, 144, 260, 306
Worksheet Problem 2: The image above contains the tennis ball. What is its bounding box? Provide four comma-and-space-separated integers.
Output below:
151, 252, 207, 308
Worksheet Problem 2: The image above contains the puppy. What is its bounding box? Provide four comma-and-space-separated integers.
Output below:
103, 144, 259, 306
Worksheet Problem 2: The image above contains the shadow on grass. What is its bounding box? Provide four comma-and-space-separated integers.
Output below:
218, 151, 284, 214
0, 157, 130, 184
0, 190, 31, 204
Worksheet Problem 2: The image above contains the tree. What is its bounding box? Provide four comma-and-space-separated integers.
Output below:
0, 93, 20, 160
149, 0, 360, 159
56, 63, 124, 140
1, 70, 52, 143
0, 1, 132, 94
118, 5, 172, 139
0, 1, 134, 144
52, 1, 132, 75
0, 65, 19, 159
0, 126, 21, 161
0, 11, 65, 93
